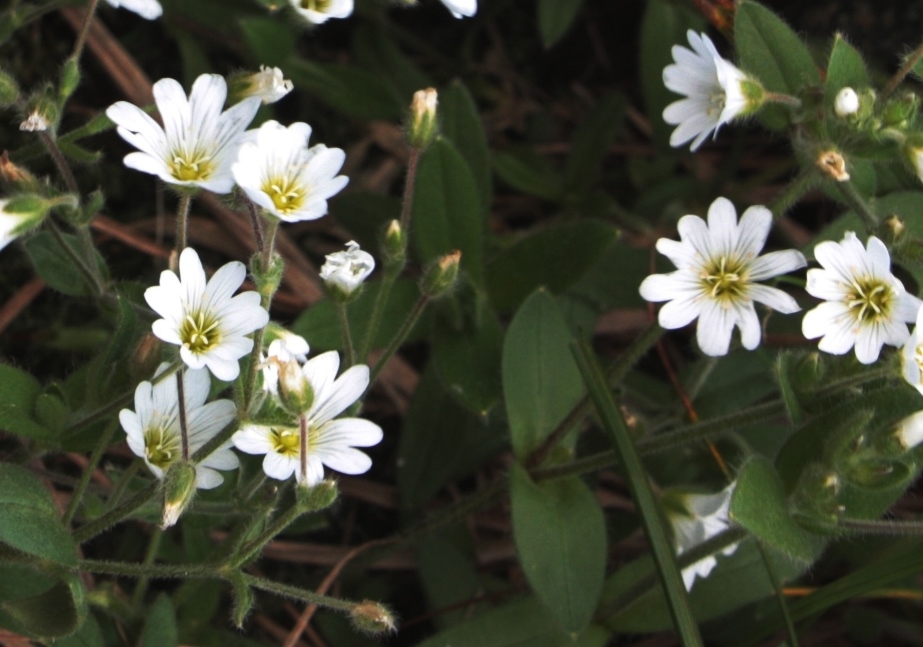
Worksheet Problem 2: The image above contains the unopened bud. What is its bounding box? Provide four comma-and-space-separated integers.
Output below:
296, 478, 338, 511
0, 69, 19, 108
278, 358, 314, 415
250, 251, 284, 300
320, 241, 375, 302
350, 600, 397, 635
0, 195, 58, 249
229, 572, 254, 628
834, 87, 859, 117
408, 88, 438, 149
0, 152, 40, 192
59, 57, 81, 103
421, 250, 460, 297
20, 89, 57, 132
816, 150, 850, 182
161, 461, 198, 528
882, 92, 918, 127
228, 65, 293, 105
382, 219, 405, 269
884, 215, 905, 240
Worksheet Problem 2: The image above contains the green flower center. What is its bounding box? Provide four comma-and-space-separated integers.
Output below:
700, 256, 748, 303
168, 150, 214, 182
262, 176, 306, 214
846, 277, 894, 323
179, 310, 221, 354
300, 0, 331, 11
269, 427, 300, 457
144, 426, 180, 468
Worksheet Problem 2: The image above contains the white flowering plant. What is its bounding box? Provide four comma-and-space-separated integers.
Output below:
5, 1, 923, 645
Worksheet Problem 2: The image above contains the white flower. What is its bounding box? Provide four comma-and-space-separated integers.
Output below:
232, 351, 382, 486
19, 112, 48, 132
834, 87, 859, 117
902, 305, 923, 395
802, 233, 922, 365
663, 30, 755, 151
320, 241, 375, 296
0, 199, 43, 252
232, 120, 348, 222
105, 0, 162, 19
895, 410, 923, 449
639, 197, 806, 357
144, 247, 270, 381
289, 0, 353, 24
262, 335, 310, 396
119, 364, 239, 489
440, 0, 476, 18
106, 74, 260, 194
249, 66, 294, 105
667, 484, 739, 591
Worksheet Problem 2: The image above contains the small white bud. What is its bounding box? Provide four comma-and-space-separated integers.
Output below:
250, 66, 294, 105
834, 87, 859, 117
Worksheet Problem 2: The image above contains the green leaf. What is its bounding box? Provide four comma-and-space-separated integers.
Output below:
433, 308, 503, 415
284, 59, 403, 120
412, 137, 485, 286
0, 463, 78, 565
502, 289, 583, 459
415, 596, 604, 647
0, 363, 55, 442
824, 34, 869, 113
54, 610, 101, 647
735, 1, 821, 129
240, 17, 295, 67
487, 221, 618, 315
398, 365, 504, 509
774, 351, 804, 424
416, 535, 483, 629
730, 456, 814, 562
0, 572, 86, 640
291, 280, 427, 352
639, 0, 705, 149
492, 146, 562, 201
510, 465, 606, 633
143, 593, 179, 647
563, 92, 625, 194
57, 140, 101, 165
24, 231, 105, 297
538, 0, 583, 49
573, 339, 703, 645
440, 80, 492, 218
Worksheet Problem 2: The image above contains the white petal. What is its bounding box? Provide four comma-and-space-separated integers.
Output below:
749, 250, 806, 281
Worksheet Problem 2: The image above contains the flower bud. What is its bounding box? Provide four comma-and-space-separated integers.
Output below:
296, 478, 338, 511
420, 250, 460, 297
320, 241, 375, 301
883, 214, 905, 242
381, 219, 405, 270
228, 66, 293, 105
350, 600, 397, 635
20, 89, 57, 132
816, 150, 850, 182
407, 88, 438, 149
59, 57, 81, 103
161, 460, 198, 528
250, 250, 284, 300
278, 358, 314, 415
229, 572, 253, 628
833, 87, 859, 117
0, 152, 40, 193
882, 92, 918, 128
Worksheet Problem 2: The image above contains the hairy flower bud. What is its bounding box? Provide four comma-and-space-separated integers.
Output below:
833, 87, 859, 117
278, 357, 314, 415
350, 600, 397, 635
420, 250, 461, 297
0, 69, 20, 108
408, 88, 438, 149
161, 460, 198, 528
381, 219, 405, 270
816, 150, 850, 182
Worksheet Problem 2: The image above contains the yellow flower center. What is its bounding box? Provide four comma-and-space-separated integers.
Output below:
179, 310, 221, 354
269, 427, 301, 457
262, 176, 306, 215
300, 0, 331, 11
144, 426, 180, 468
168, 150, 214, 182
846, 277, 894, 323
700, 256, 748, 303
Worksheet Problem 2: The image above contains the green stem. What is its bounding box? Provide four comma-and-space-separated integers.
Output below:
71, 0, 101, 62
835, 517, 923, 536
131, 527, 163, 609
214, 480, 279, 563
836, 181, 878, 232
174, 192, 194, 258
881, 40, 923, 100
368, 293, 429, 384
241, 572, 355, 612
230, 495, 303, 568
359, 267, 399, 361
39, 131, 79, 194
177, 371, 190, 461
261, 217, 279, 276
756, 540, 800, 647
105, 460, 142, 511
73, 480, 159, 543
335, 300, 356, 367
398, 147, 421, 237
243, 216, 279, 413
764, 92, 803, 109
62, 418, 118, 526
768, 172, 819, 219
